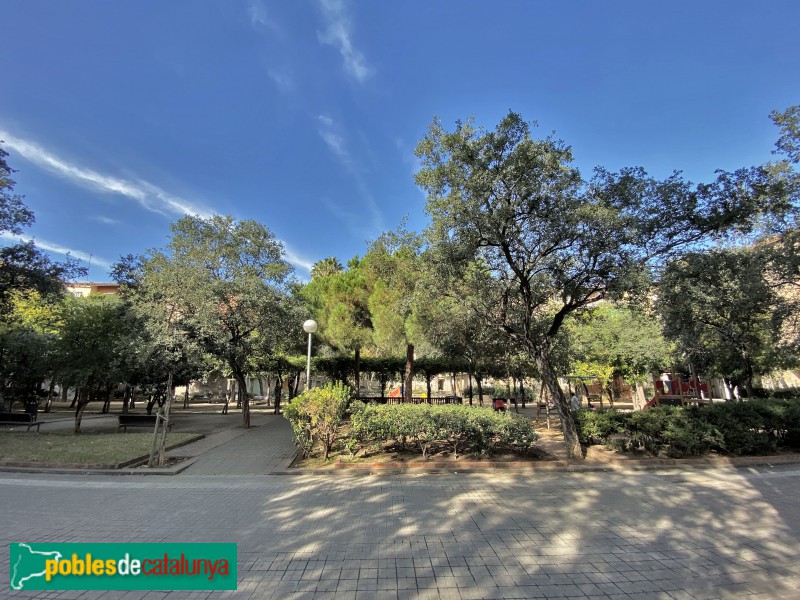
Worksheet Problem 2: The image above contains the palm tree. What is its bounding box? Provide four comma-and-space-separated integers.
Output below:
311, 256, 344, 280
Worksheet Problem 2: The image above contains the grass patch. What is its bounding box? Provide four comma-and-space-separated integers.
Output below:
0, 432, 199, 466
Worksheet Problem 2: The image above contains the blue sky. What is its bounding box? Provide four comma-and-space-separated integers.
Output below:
1, 0, 798, 281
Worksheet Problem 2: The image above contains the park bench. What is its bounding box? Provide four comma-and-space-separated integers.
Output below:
492, 398, 508, 412
117, 414, 172, 433
0, 412, 41, 432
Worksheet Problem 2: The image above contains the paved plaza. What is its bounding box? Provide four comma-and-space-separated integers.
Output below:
1, 413, 800, 599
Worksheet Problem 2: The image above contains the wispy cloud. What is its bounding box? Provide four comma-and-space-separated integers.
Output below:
248, 0, 279, 32
317, 115, 353, 167
317, 0, 372, 83
0, 232, 112, 269
280, 241, 314, 274
1, 131, 313, 274
90, 216, 120, 225
0, 131, 213, 219
267, 68, 294, 93
316, 115, 383, 235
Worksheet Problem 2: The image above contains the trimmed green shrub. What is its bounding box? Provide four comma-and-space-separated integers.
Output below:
283, 382, 352, 459
573, 409, 626, 446
348, 404, 537, 458
573, 398, 800, 458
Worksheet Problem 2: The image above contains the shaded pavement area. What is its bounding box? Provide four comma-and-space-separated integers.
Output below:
2, 405, 800, 598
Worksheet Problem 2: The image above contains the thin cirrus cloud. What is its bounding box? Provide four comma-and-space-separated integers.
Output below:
316, 115, 383, 235
0, 232, 112, 269
267, 68, 294, 93
0, 131, 214, 219
247, 0, 281, 34
0, 131, 315, 274
317, 0, 373, 83
90, 216, 121, 225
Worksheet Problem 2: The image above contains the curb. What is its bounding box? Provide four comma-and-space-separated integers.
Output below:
0, 434, 204, 476
284, 452, 800, 475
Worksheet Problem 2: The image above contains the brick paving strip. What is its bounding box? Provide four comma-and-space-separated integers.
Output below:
2, 410, 800, 599
1, 467, 799, 599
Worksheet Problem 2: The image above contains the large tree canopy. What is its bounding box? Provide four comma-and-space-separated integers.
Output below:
415, 111, 791, 458
115, 215, 296, 428
0, 145, 85, 313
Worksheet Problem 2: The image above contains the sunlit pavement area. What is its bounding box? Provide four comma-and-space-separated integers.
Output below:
2, 461, 799, 599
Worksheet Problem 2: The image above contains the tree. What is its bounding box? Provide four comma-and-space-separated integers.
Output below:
304, 257, 373, 396
117, 215, 295, 429
658, 247, 794, 397
567, 304, 672, 407
363, 225, 423, 403
771, 105, 800, 164
56, 295, 133, 433
311, 256, 344, 280
0, 144, 85, 315
415, 112, 789, 458
0, 290, 65, 412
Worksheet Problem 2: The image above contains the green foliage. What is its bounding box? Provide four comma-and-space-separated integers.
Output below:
572, 409, 626, 446
304, 256, 373, 359
658, 248, 793, 394
415, 110, 793, 460
114, 215, 298, 427
283, 382, 352, 459
771, 105, 800, 164
567, 304, 672, 384
349, 404, 537, 458
1, 145, 85, 316
573, 399, 800, 458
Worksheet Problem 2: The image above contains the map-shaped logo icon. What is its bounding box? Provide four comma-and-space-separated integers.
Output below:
10, 543, 62, 590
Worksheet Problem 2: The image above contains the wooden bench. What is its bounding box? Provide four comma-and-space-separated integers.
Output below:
117, 414, 172, 433
0, 412, 41, 432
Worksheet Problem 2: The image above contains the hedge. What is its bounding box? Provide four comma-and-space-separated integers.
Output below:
283, 383, 351, 459
287, 399, 540, 460
573, 398, 800, 458
348, 403, 537, 458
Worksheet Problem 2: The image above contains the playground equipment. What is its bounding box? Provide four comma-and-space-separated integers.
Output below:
646, 375, 711, 408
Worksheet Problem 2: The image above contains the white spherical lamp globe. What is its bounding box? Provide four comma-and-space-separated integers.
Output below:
303, 319, 318, 334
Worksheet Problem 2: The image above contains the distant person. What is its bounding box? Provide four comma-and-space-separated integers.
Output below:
570, 394, 582, 411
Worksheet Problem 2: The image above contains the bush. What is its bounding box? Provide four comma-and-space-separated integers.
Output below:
573, 409, 626, 446
347, 404, 537, 458
283, 383, 352, 459
572, 399, 800, 458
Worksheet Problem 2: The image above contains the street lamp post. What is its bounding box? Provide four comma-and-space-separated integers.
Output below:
303, 319, 318, 392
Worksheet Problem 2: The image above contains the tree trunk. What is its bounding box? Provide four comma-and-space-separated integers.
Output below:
467, 373, 474, 403
70, 388, 78, 408
102, 385, 113, 414
273, 374, 283, 415
475, 375, 483, 406
536, 352, 582, 459
45, 379, 55, 413
234, 371, 250, 429
155, 371, 174, 467
74, 389, 88, 434
425, 373, 432, 402
404, 344, 414, 403
354, 348, 361, 399
183, 386, 189, 409
520, 379, 526, 408
633, 383, 647, 411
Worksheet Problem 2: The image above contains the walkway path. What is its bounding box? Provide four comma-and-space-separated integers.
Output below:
178, 413, 296, 475
2, 465, 799, 599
